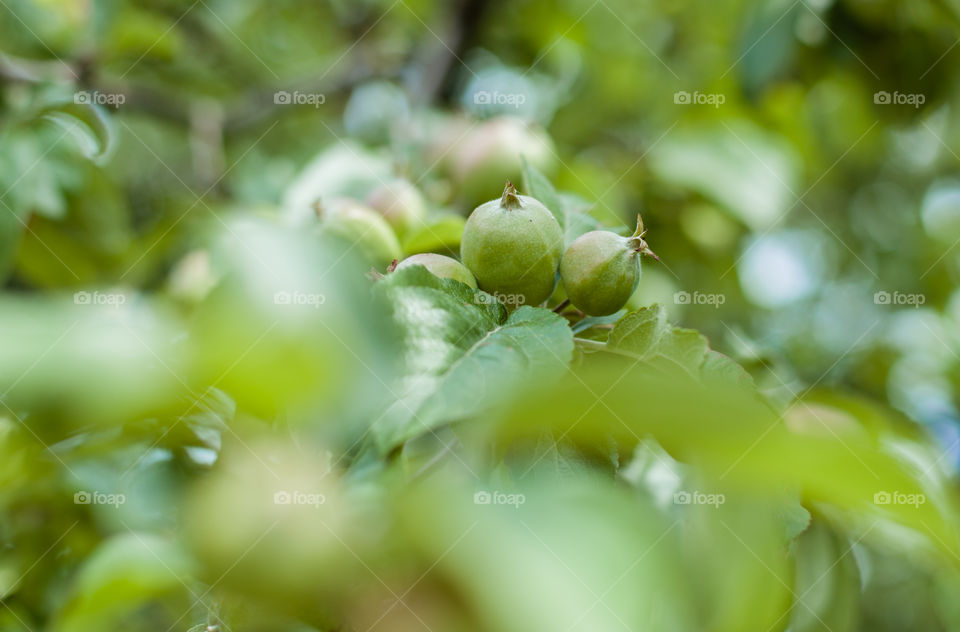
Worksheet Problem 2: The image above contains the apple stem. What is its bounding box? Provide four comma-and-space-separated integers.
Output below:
501, 180, 523, 210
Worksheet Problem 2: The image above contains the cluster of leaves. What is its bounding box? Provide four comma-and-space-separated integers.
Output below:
5, 0, 960, 430
0, 143, 957, 630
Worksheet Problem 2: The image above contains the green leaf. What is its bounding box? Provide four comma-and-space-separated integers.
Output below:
658, 327, 710, 375
789, 523, 860, 632
526, 431, 619, 479
402, 213, 467, 255
14, 217, 101, 285
399, 478, 694, 632
38, 101, 114, 162
607, 304, 669, 357
522, 159, 599, 246
498, 358, 960, 562
647, 121, 800, 230
779, 499, 812, 542
562, 208, 601, 246
571, 312, 624, 334
521, 157, 564, 224
0, 294, 189, 426
373, 266, 573, 451
0, 205, 26, 285
701, 350, 756, 393
599, 306, 710, 378
1, 132, 67, 220
52, 533, 192, 632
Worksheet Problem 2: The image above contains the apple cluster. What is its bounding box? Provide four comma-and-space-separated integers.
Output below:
320, 175, 658, 317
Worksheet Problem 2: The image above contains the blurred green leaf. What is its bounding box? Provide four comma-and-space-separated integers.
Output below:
52, 533, 192, 632
522, 159, 599, 246
648, 121, 800, 230
498, 359, 960, 561
788, 523, 861, 632
402, 213, 466, 255
399, 478, 694, 632
38, 101, 114, 163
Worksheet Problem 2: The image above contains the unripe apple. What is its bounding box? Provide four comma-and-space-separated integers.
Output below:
560, 218, 658, 316
365, 178, 427, 237
317, 197, 403, 268
460, 181, 563, 307
449, 117, 555, 207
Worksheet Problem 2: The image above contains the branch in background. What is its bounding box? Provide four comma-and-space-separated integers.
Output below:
91, 62, 386, 133
222, 63, 389, 132
0, 51, 80, 83
0, 0, 487, 138
412, 0, 492, 105
189, 98, 226, 191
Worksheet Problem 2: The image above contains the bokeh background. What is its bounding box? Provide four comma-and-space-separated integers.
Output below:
2, 0, 960, 630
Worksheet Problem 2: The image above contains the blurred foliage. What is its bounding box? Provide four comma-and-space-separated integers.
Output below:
2, 0, 960, 630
